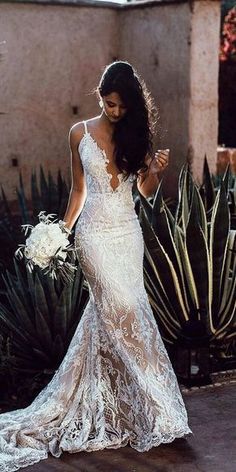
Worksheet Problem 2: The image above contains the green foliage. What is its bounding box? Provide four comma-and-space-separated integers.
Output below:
0, 258, 88, 380
0, 165, 69, 285
200, 157, 236, 229
0, 166, 87, 406
140, 165, 236, 355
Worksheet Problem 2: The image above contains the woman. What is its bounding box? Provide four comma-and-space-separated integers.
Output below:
0, 61, 192, 472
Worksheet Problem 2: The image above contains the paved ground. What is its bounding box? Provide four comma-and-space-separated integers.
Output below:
25, 382, 236, 472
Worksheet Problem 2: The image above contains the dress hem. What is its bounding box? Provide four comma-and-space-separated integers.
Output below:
2, 426, 193, 472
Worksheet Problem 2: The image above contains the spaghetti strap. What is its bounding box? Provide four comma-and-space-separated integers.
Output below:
83, 120, 88, 134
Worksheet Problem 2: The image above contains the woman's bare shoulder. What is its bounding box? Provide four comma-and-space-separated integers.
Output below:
69, 116, 100, 145
69, 121, 85, 147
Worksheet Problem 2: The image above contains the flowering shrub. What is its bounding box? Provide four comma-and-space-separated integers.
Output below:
220, 6, 236, 62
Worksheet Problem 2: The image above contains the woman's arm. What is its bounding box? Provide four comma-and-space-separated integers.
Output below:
62, 124, 87, 231
137, 149, 169, 198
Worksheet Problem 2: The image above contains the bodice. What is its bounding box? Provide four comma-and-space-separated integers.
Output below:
78, 132, 136, 196
78, 131, 135, 194
75, 131, 138, 234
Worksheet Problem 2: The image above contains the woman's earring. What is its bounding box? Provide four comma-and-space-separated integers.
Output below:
99, 99, 103, 109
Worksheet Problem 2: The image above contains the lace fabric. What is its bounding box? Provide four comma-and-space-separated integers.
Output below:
0, 122, 193, 471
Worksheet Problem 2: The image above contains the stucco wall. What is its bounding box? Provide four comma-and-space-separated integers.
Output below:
118, 2, 192, 194
0, 2, 118, 200
189, 0, 220, 184
0, 0, 221, 201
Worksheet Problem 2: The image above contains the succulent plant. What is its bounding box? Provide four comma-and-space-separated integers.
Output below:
0, 257, 88, 379
200, 157, 236, 229
139, 165, 236, 355
0, 165, 70, 294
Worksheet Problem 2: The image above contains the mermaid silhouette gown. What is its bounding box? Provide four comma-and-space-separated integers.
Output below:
0, 120, 192, 471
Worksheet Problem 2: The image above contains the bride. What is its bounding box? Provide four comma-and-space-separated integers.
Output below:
0, 61, 192, 472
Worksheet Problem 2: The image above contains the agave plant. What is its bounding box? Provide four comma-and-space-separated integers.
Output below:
200, 157, 236, 229
0, 257, 88, 384
0, 165, 69, 294
139, 165, 236, 357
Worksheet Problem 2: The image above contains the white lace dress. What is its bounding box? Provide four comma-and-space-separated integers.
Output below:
0, 120, 193, 471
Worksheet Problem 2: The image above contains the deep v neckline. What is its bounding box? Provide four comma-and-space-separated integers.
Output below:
82, 131, 123, 193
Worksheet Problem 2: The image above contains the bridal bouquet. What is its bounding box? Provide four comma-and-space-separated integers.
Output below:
15, 211, 77, 284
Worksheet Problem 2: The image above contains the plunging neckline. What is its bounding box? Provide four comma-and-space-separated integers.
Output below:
79, 131, 124, 193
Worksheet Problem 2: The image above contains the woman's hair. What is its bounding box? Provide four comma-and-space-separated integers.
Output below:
94, 60, 160, 178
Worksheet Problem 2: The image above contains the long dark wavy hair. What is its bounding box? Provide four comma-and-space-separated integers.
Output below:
94, 61, 159, 178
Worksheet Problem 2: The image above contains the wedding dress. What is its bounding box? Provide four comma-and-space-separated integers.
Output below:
0, 120, 192, 471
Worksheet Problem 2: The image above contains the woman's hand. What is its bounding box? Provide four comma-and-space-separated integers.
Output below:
137, 148, 170, 198
149, 149, 170, 175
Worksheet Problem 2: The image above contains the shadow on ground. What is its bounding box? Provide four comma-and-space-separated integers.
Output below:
25, 383, 236, 472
